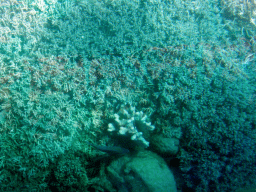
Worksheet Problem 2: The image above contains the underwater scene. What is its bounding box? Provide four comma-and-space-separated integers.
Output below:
0, 0, 256, 191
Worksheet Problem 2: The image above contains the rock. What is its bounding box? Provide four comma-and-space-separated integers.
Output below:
107, 150, 177, 192
150, 135, 179, 157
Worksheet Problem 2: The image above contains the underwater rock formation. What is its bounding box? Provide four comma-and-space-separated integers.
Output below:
150, 135, 180, 157
107, 150, 177, 192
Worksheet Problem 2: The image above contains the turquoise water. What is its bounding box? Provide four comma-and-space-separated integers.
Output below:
0, 0, 255, 191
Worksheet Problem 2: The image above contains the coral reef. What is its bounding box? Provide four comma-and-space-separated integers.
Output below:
0, 0, 255, 191
221, 0, 256, 25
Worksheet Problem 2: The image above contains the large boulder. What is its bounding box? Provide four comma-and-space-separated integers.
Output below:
107, 150, 177, 192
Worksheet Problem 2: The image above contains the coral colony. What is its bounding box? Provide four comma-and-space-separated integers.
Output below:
108, 105, 155, 148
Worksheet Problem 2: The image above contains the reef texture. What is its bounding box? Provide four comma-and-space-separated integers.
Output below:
0, 0, 256, 191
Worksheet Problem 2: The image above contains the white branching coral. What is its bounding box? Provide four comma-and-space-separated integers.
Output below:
108, 104, 155, 148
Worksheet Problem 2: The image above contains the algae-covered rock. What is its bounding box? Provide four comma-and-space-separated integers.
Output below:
107, 150, 177, 192
150, 135, 180, 157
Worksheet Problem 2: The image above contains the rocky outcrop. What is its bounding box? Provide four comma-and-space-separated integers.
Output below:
107, 150, 177, 192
